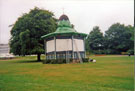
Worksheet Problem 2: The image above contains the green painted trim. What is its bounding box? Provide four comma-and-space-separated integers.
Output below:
41, 32, 87, 39
41, 20, 87, 39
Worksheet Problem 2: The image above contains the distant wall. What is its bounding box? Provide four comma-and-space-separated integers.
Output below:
0, 44, 9, 54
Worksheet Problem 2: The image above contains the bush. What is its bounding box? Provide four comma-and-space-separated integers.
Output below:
57, 59, 66, 64
105, 49, 120, 54
50, 59, 56, 64
43, 59, 67, 64
43, 58, 90, 64
128, 49, 134, 55
42, 59, 51, 64
121, 52, 128, 55
93, 50, 107, 54
82, 58, 89, 62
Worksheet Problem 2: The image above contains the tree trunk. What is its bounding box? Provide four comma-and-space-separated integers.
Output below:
37, 54, 41, 61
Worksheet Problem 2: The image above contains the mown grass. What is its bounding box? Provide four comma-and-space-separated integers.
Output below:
0, 55, 134, 91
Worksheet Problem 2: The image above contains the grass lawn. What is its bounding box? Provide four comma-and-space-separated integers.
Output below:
0, 55, 134, 91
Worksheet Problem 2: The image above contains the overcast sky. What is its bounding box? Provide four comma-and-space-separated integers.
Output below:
0, 0, 134, 44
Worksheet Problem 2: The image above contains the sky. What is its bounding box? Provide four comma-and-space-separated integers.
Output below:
0, 0, 134, 44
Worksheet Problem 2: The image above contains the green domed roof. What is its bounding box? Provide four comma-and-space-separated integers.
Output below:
55, 19, 76, 33
41, 14, 87, 39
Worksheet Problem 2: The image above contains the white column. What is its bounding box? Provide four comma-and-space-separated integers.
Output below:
54, 36, 56, 59
72, 36, 74, 59
44, 40, 46, 59
83, 37, 86, 58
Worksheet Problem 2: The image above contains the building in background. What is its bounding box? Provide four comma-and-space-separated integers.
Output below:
0, 44, 14, 58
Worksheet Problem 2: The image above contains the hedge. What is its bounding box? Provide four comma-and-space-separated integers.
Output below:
43, 58, 89, 64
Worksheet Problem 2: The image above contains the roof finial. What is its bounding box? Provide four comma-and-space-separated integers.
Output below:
62, 7, 64, 14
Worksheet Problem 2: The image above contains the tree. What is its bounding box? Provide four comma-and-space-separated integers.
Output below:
86, 26, 104, 54
10, 7, 57, 61
125, 25, 134, 54
105, 23, 133, 54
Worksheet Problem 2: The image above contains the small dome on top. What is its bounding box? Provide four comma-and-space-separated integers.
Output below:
59, 14, 69, 21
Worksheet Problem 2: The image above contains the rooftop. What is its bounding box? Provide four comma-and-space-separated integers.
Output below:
41, 14, 87, 39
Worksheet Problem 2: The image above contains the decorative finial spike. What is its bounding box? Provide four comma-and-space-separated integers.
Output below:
62, 8, 64, 14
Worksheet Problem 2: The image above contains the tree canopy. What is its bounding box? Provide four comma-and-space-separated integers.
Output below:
10, 7, 57, 61
105, 23, 133, 54
86, 26, 104, 54
86, 23, 134, 54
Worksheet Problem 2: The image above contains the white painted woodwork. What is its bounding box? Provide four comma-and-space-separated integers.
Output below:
46, 38, 84, 53
73, 39, 84, 51
46, 39, 55, 52
56, 39, 72, 51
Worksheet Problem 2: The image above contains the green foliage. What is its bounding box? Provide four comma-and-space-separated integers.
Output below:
127, 49, 134, 55
19, 29, 31, 55
105, 23, 134, 54
9, 7, 57, 60
43, 59, 66, 64
125, 25, 134, 55
43, 58, 89, 64
82, 58, 89, 62
86, 23, 134, 54
86, 26, 104, 53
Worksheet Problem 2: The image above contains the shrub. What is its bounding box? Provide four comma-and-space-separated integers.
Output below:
42, 59, 51, 64
82, 58, 89, 62
121, 52, 128, 55
69, 58, 73, 63
50, 59, 56, 64
43, 59, 67, 64
57, 59, 64, 64
43, 58, 89, 64
128, 49, 134, 55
